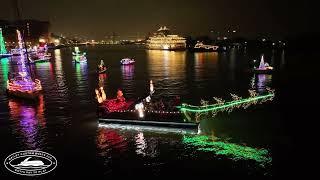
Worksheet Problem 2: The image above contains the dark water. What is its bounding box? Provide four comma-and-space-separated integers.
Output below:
0, 45, 287, 178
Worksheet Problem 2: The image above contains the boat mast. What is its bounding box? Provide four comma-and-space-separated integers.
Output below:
13, 0, 30, 65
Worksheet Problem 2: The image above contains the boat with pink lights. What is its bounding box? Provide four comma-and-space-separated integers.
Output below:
120, 58, 135, 65
253, 55, 273, 74
6, 72, 42, 99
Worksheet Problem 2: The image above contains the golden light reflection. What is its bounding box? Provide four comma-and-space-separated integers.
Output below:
194, 52, 218, 80
54, 49, 62, 72
146, 50, 186, 78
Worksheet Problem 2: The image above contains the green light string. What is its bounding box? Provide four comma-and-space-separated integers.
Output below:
183, 135, 272, 167
180, 93, 274, 113
178, 90, 274, 122
0, 28, 7, 54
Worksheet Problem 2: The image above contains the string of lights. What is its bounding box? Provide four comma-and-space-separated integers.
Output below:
183, 135, 271, 167
179, 89, 274, 122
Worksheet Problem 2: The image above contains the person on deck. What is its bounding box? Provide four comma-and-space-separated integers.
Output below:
116, 89, 126, 102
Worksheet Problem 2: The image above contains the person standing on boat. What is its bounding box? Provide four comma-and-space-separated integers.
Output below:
116, 89, 125, 102
98, 59, 106, 71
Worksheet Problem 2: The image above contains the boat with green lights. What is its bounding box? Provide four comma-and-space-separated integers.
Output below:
72, 47, 86, 56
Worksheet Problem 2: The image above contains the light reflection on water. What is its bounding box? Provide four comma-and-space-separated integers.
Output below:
250, 74, 272, 93
121, 65, 135, 96
0, 58, 9, 91
147, 50, 187, 97
8, 95, 46, 149
96, 124, 186, 160
0, 46, 283, 176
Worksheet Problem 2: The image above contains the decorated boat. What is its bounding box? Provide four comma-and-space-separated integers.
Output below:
74, 55, 87, 63
6, 72, 42, 99
191, 41, 219, 52
97, 81, 197, 128
29, 54, 51, 63
120, 58, 135, 65
253, 55, 273, 74
97, 60, 107, 73
72, 47, 86, 56
0, 28, 13, 58
97, 79, 275, 128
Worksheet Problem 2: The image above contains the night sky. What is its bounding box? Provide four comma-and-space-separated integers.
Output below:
0, 0, 317, 39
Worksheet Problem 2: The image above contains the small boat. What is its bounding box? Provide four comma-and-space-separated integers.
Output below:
29, 55, 51, 64
191, 41, 219, 52
72, 47, 86, 56
120, 58, 135, 65
6, 72, 42, 99
97, 60, 107, 73
75, 55, 87, 63
253, 55, 273, 74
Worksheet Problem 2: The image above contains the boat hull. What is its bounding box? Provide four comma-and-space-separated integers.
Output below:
0, 54, 13, 58
98, 105, 197, 129
75, 60, 86, 63
30, 58, 51, 64
120, 63, 134, 65
99, 118, 198, 129
252, 69, 273, 74
147, 47, 186, 51
190, 48, 218, 52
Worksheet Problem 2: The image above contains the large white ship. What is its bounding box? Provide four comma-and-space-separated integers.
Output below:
146, 26, 186, 50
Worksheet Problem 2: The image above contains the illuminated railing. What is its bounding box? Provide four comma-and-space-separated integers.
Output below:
7, 79, 42, 93
106, 109, 181, 114
179, 89, 275, 122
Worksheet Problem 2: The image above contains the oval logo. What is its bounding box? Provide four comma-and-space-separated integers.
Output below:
4, 150, 57, 176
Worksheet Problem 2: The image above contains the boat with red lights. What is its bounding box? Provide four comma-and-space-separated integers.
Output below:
96, 81, 198, 128
97, 60, 107, 73
6, 72, 42, 99
120, 58, 135, 65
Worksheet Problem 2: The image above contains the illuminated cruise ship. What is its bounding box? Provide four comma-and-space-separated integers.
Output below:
147, 26, 186, 50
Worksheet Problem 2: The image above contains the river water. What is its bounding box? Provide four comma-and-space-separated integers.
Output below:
0, 45, 287, 178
